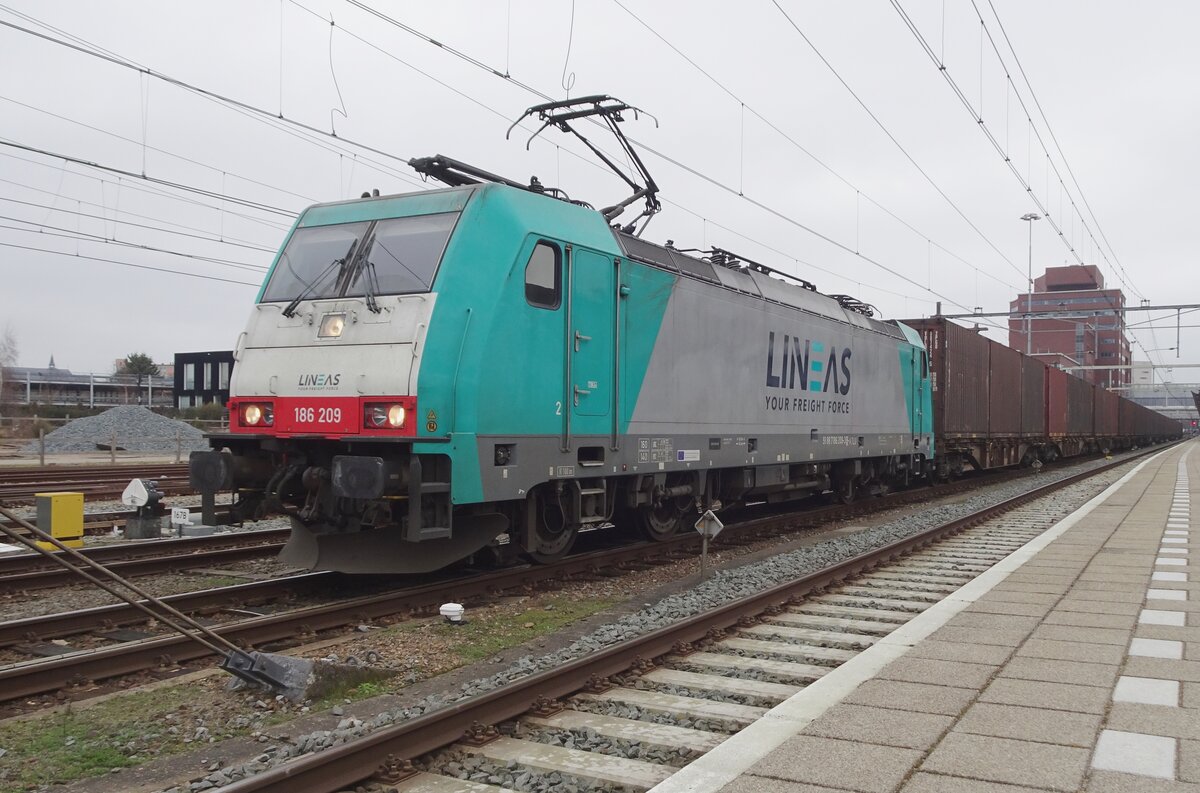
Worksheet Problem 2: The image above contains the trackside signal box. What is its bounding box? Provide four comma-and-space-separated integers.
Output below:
35, 491, 84, 550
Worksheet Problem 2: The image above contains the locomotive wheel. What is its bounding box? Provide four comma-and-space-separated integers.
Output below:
526, 522, 578, 563
836, 479, 856, 504
638, 497, 686, 541
525, 494, 578, 563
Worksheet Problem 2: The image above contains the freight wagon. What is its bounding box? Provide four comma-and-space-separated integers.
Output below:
903, 316, 1178, 475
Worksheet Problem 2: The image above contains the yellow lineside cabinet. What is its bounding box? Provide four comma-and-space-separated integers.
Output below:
35, 491, 84, 549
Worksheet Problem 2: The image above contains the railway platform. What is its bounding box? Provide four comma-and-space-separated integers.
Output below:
652, 439, 1199, 793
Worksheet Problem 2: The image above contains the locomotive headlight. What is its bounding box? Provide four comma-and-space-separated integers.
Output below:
365, 402, 407, 429
239, 402, 274, 427
318, 312, 346, 338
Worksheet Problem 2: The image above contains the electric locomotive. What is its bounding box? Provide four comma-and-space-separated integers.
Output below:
189, 97, 934, 573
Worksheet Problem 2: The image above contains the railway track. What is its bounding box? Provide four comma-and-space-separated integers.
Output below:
0, 527, 289, 593
0, 447, 1158, 713
0, 462, 192, 504
203, 447, 1163, 793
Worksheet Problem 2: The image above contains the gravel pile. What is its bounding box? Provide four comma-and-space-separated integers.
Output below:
160, 452, 1142, 793
23, 406, 208, 453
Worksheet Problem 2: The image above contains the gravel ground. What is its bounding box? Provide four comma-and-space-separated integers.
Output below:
21, 407, 207, 454
143, 449, 1148, 793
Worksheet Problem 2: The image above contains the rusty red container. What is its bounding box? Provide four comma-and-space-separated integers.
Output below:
1020, 356, 1046, 436
1094, 387, 1119, 437
988, 342, 1022, 436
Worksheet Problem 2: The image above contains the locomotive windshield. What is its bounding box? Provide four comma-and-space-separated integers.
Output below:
261, 211, 459, 304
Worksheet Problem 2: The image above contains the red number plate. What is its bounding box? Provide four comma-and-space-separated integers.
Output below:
276, 398, 357, 433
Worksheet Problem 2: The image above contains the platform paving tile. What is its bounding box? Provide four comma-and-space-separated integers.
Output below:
1077, 573, 1152, 585
1091, 729, 1177, 781
1087, 770, 1200, 792
1106, 701, 1200, 740
843, 679, 977, 716
744, 735, 922, 793
800, 703, 954, 751
1055, 599, 1145, 615
998, 656, 1120, 688
979, 677, 1111, 714
1058, 590, 1151, 604
1072, 579, 1155, 593
1031, 625, 1135, 646
1113, 675, 1180, 706
945, 612, 1043, 632
900, 771, 1059, 793
1124, 656, 1200, 683
718, 778, 859, 793
971, 591, 1062, 606
989, 581, 1074, 595
955, 701, 1102, 747
961, 600, 1055, 618
1017, 638, 1129, 665
1042, 611, 1139, 630
920, 731, 1089, 791
928, 626, 1031, 647
1138, 626, 1200, 643
904, 639, 1015, 666
1182, 738, 1200, 783
875, 656, 999, 689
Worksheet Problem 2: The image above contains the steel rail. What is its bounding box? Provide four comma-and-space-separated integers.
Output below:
0, 541, 288, 594
0, 527, 287, 576
216, 445, 1172, 793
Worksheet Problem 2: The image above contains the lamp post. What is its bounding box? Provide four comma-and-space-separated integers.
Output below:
1020, 213, 1041, 355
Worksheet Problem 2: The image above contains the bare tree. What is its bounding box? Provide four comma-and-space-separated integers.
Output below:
0, 323, 17, 405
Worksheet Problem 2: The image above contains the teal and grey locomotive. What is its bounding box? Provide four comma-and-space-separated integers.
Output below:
188, 98, 935, 573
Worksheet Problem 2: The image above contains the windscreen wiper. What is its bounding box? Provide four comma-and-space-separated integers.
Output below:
357, 231, 381, 313
282, 238, 360, 318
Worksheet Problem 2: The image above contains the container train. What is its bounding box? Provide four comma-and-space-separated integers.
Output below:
188, 96, 1178, 574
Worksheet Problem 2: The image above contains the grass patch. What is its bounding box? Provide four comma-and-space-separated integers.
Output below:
398, 595, 619, 665
0, 687, 199, 791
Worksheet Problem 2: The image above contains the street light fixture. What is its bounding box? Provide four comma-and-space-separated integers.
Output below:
1020, 213, 1041, 355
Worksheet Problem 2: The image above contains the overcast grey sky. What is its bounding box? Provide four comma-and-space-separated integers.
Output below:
1, 1, 1196, 384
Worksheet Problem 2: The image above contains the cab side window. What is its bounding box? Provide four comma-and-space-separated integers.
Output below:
525, 241, 561, 309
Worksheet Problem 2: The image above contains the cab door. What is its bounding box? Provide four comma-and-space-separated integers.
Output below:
567, 248, 615, 437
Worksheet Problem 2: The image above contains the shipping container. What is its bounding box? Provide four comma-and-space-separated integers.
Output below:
1066, 375, 1094, 435
1094, 387, 1119, 438
988, 342, 1022, 436
906, 317, 990, 437
1046, 366, 1070, 435
1020, 357, 1046, 437
1118, 398, 1137, 438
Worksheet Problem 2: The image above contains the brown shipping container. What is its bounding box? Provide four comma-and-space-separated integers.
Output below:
905, 318, 991, 437
1067, 377, 1095, 435
1046, 367, 1070, 435
1094, 388, 1119, 437
988, 342, 1022, 436
934, 319, 990, 436
1021, 357, 1046, 437
1118, 399, 1136, 437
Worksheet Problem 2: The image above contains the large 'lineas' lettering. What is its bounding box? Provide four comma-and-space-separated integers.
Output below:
764, 332, 851, 396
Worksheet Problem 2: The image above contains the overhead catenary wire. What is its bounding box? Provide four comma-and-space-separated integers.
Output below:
4, 3, 1010, 324
341, 0, 1014, 326
979, 0, 1140, 302
0, 183, 279, 254
610, 0, 1019, 293
0, 240, 262, 287
0, 219, 269, 272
